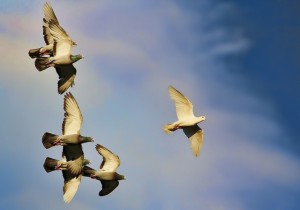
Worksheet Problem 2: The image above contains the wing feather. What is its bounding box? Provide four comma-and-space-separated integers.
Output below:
99, 180, 119, 196
63, 144, 84, 177
168, 86, 194, 120
62, 92, 82, 135
42, 3, 59, 45
49, 20, 73, 57
96, 144, 120, 172
183, 125, 204, 157
55, 64, 76, 94
62, 173, 81, 203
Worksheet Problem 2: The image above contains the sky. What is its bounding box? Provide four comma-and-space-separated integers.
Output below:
0, 0, 299, 210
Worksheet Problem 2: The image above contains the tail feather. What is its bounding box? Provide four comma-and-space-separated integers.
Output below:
163, 124, 174, 134
42, 132, 59, 149
43, 157, 59, 173
28, 48, 42, 58
82, 166, 96, 177
35, 57, 51, 71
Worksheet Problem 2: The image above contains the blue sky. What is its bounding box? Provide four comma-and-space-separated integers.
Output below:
0, 0, 299, 210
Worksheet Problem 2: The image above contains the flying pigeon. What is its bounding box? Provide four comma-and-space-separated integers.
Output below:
42, 92, 94, 149
42, 92, 93, 203
83, 144, 126, 196
163, 86, 206, 157
35, 19, 83, 71
43, 155, 90, 203
29, 2, 80, 94
28, 2, 76, 58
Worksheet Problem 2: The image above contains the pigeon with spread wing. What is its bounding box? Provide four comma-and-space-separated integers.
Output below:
163, 86, 206, 157
83, 144, 126, 196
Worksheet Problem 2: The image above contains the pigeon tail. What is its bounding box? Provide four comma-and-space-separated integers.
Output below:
82, 166, 96, 177
35, 57, 52, 71
163, 124, 174, 134
42, 132, 59, 149
43, 157, 60, 173
28, 48, 42, 58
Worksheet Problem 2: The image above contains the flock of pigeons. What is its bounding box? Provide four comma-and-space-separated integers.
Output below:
28, 2, 206, 204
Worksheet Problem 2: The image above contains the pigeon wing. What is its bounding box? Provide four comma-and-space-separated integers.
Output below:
55, 64, 76, 94
62, 171, 82, 203
42, 3, 59, 45
62, 92, 82, 135
63, 144, 84, 177
99, 180, 119, 196
183, 125, 203, 157
96, 144, 120, 172
168, 86, 194, 120
49, 20, 73, 57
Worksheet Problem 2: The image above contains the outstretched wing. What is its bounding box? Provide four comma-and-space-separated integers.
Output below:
49, 19, 73, 57
62, 92, 82, 135
168, 86, 194, 120
183, 125, 203, 157
62, 171, 82, 203
55, 64, 76, 94
96, 144, 120, 172
63, 145, 84, 177
43, 2, 59, 45
99, 180, 119, 196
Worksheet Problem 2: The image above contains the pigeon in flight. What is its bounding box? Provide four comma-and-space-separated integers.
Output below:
29, 2, 80, 94
163, 86, 206, 157
83, 144, 126, 196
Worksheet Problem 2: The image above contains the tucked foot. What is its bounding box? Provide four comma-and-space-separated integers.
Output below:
54, 164, 62, 170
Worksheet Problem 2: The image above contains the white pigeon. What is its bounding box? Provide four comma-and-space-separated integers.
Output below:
163, 86, 206, 157
83, 144, 126, 196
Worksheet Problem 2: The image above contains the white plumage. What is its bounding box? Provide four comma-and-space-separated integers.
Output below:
163, 86, 206, 157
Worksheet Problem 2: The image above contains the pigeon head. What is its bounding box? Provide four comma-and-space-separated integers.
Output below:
83, 159, 91, 166
71, 54, 84, 63
115, 173, 126, 180
79, 136, 94, 143
197, 116, 206, 123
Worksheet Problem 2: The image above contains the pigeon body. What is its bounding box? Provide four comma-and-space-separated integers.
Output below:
34, 54, 82, 71
42, 132, 93, 149
43, 156, 90, 173
163, 86, 206, 157
83, 144, 125, 196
